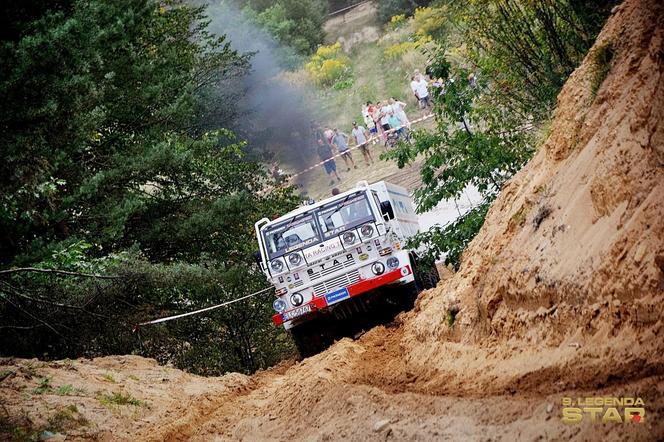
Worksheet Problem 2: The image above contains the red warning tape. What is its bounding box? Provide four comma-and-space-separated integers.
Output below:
288, 113, 434, 181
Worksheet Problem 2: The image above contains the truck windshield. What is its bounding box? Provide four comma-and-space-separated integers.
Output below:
263, 213, 320, 258
317, 192, 374, 239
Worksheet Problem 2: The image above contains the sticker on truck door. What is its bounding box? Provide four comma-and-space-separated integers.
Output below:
325, 287, 349, 305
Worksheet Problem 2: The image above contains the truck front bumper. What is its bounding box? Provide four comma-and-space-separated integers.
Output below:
272, 265, 412, 326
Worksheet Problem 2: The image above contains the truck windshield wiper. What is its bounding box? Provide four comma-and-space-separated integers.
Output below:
324, 194, 354, 225
278, 211, 310, 244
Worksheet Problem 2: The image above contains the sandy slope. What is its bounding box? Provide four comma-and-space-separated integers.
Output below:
1, 0, 663, 440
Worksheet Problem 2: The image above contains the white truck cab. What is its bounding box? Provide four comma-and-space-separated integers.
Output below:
255, 180, 436, 355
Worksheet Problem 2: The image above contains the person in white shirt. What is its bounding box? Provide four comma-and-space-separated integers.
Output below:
389, 97, 410, 128
410, 70, 431, 112
378, 101, 393, 147
351, 121, 374, 166
361, 105, 375, 134
379, 102, 392, 131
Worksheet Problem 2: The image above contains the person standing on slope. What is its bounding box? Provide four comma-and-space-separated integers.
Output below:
332, 127, 357, 172
317, 138, 341, 186
410, 70, 431, 113
389, 97, 410, 128
351, 121, 374, 166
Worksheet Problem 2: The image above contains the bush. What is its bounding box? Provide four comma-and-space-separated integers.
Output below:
384, 41, 418, 60
376, 0, 431, 24
412, 6, 446, 40
388, 14, 407, 30
590, 42, 614, 97
305, 42, 351, 86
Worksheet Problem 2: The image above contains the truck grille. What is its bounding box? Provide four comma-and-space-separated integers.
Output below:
309, 256, 356, 281
313, 270, 361, 297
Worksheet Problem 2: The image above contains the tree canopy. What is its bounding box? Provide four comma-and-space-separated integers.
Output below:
0, 0, 300, 374
384, 0, 615, 268
240, 0, 327, 56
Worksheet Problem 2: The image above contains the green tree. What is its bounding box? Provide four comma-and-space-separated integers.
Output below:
243, 0, 326, 55
447, 0, 617, 119
384, 49, 535, 268
383, 1, 614, 268
0, 0, 300, 375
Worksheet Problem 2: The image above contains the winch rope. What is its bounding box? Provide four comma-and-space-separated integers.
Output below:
133, 286, 273, 330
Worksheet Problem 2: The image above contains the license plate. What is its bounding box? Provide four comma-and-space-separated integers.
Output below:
325, 287, 349, 305
282, 304, 312, 321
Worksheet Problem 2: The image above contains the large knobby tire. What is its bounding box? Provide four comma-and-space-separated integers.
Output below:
290, 318, 333, 358
411, 253, 440, 291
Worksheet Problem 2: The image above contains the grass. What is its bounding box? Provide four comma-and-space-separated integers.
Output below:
0, 369, 14, 382
97, 391, 143, 409
283, 30, 430, 198
0, 405, 88, 441
31, 377, 85, 396
32, 377, 51, 395
511, 206, 529, 227
319, 42, 426, 131
102, 373, 116, 383
55, 384, 86, 396
446, 306, 459, 328
47, 404, 88, 432
590, 42, 614, 98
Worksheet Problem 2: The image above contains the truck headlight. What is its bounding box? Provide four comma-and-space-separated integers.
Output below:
270, 259, 284, 273
371, 262, 385, 275
342, 231, 356, 245
290, 292, 304, 306
360, 224, 374, 238
386, 257, 399, 269
273, 298, 287, 312
288, 252, 302, 266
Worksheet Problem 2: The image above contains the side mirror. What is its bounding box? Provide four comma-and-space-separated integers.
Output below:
380, 201, 395, 220
253, 251, 262, 267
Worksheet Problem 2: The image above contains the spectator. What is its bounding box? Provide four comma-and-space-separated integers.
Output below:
410, 70, 431, 113
370, 101, 385, 145
331, 187, 341, 196
365, 102, 379, 143
379, 101, 392, 146
410, 75, 418, 101
351, 121, 374, 166
311, 121, 325, 145
332, 127, 357, 171
362, 104, 374, 130
317, 138, 341, 185
387, 111, 406, 139
468, 72, 477, 88
389, 97, 410, 128
323, 126, 334, 145
270, 162, 285, 184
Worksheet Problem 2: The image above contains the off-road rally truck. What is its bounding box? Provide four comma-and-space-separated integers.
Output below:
255, 180, 439, 356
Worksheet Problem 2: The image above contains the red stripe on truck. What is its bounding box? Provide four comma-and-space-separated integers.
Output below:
347, 266, 410, 298
272, 265, 412, 326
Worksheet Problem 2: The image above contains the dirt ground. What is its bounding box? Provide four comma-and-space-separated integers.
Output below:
2, 0, 663, 440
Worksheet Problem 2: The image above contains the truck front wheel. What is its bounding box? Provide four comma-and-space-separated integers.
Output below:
410, 253, 440, 291
290, 318, 333, 358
